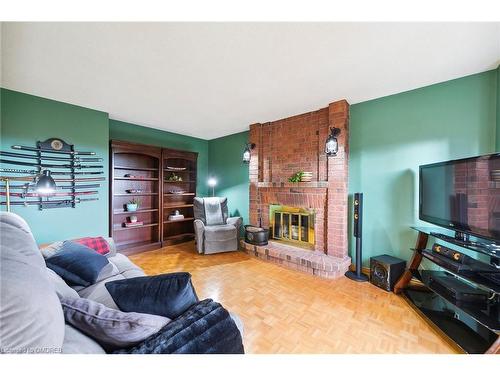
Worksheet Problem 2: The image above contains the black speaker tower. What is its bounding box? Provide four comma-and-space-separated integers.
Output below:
345, 192, 369, 282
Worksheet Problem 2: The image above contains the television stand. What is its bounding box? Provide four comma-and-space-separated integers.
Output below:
454, 230, 470, 242
394, 227, 500, 354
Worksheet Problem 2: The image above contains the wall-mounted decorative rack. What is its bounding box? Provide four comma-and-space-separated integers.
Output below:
0, 138, 105, 210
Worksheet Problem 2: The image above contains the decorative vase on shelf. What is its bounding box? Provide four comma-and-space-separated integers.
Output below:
126, 203, 138, 212
129, 215, 138, 223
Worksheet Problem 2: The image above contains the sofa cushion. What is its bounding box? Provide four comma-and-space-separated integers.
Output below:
204, 224, 237, 242
77, 274, 126, 309
110, 253, 146, 275
0, 212, 65, 353
62, 324, 105, 354
45, 241, 109, 287
74, 255, 145, 309
46, 268, 80, 299
61, 296, 170, 351
72, 236, 110, 255
105, 273, 199, 320
95, 262, 120, 283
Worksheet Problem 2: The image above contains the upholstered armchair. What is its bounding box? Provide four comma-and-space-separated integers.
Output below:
193, 197, 242, 254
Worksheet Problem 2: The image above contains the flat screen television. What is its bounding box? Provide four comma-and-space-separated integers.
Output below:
419, 153, 500, 242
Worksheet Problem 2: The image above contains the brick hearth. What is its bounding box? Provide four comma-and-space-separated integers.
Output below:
247, 100, 351, 279
241, 240, 351, 279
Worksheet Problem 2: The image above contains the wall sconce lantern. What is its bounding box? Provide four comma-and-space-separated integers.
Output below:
242, 143, 256, 164
325, 127, 341, 157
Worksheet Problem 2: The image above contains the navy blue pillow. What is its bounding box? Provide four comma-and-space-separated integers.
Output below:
45, 241, 109, 287
105, 273, 199, 320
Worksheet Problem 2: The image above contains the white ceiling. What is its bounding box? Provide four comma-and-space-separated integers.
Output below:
2, 22, 500, 140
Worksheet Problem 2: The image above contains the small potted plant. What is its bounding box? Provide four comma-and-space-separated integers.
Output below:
126, 198, 140, 212
288, 171, 305, 183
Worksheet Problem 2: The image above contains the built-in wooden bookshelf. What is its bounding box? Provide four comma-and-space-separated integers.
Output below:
162, 148, 197, 246
110, 141, 198, 254
110, 140, 162, 255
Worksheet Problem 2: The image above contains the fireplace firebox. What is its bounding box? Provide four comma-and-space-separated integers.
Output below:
269, 205, 315, 248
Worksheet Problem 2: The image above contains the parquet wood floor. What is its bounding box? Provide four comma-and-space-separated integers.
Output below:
129, 242, 458, 354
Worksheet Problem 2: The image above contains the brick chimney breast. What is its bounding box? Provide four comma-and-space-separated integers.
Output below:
248, 100, 350, 264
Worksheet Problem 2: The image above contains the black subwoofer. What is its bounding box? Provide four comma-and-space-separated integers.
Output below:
370, 254, 406, 292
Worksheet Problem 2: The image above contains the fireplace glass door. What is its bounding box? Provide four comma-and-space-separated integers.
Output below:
270, 205, 315, 248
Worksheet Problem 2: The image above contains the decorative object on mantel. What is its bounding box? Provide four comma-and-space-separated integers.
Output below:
300, 172, 313, 182
325, 127, 341, 156
288, 171, 304, 183
242, 143, 256, 164
0, 138, 103, 210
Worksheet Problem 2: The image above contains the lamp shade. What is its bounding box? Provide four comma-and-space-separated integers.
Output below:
207, 177, 217, 187
36, 170, 57, 195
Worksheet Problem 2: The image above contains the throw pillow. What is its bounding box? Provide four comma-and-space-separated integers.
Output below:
105, 273, 199, 320
73, 236, 110, 255
45, 241, 109, 287
40, 240, 64, 259
60, 296, 170, 351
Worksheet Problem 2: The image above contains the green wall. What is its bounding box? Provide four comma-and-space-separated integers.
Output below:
0, 88, 109, 244
208, 131, 249, 225
349, 70, 498, 265
109, 120, 209, 196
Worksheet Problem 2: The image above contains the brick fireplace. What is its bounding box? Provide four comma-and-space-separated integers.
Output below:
244, 100, 351, 279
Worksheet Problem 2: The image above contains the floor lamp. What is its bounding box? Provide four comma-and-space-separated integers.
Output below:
207, 177, 217, 197
0, 170, 57, 212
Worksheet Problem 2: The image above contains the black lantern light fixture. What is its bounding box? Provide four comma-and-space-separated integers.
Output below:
325, 127, 341, 157
242, 143, 256, 164
36, 170, 57, 195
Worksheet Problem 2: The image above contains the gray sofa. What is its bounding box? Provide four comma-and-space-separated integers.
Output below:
193, 197, 242, 254
0, 212, 242, 354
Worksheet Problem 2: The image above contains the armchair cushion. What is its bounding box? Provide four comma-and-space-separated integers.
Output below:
204, 224, 237, 242
193, 197, 229, 225
226, 216, 242, 229
193, 219, 205, 254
